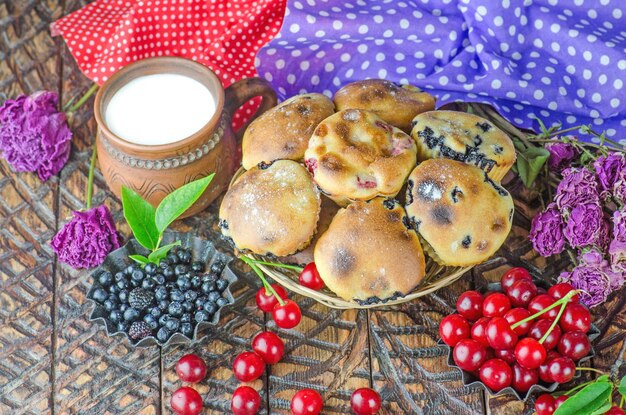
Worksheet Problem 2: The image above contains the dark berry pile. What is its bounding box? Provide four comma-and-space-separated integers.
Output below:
91, 246, 231, 344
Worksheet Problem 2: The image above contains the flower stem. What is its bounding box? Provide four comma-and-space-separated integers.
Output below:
620, 395, 624, 408
240, 256, 286, 306
86, 145, 97, 210
511, 290, 578, 329
539, 300, 567, 344
66, 84, 99, 114
247, 258, 304, 272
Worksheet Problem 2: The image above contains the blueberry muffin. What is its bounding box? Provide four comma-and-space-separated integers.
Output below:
314, 198, 426, 302
333, 79, 435, 133
410, 111, 516, 181
241, 93, 335, 169
304, 109, 417, 206
404, 159, 514, 267
219, 160, 321, 256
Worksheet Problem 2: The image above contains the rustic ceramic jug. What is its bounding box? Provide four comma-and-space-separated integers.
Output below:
94, 57, 277, 217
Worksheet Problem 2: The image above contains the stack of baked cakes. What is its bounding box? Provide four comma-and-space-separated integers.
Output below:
219, 79, 516, 303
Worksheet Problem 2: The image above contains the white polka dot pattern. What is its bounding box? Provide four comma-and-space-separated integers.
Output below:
255, 0, 626, 142
52, 0, 286, 130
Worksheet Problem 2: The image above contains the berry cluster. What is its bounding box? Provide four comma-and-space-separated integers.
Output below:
91, 246, 232, 344
440, 268, 592, 395
170, 354, 207, 415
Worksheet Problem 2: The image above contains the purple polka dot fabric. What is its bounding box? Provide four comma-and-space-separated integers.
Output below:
255, 0, 626, 143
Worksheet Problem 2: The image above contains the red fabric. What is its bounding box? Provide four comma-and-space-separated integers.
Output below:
52, 0, 286, 129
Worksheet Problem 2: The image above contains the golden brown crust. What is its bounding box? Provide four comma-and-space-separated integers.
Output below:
241, 93, 335, 170
410, 110, 516, 181
333, 79, 435, 133
304, 109, 417, 206
404, 159, 514, 266
219, 160, 321, 256
314, 198, 426, 301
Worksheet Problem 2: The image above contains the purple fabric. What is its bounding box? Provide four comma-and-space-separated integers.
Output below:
51, 205, 121, 269
256, 0, 626, 142
0, 91, 72, 181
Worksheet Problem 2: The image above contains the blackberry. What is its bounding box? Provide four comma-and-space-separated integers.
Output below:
176, 275, 191, 290
155, 286, 168, 301
201, 281, 216, 294
190, 275, 202, 288
181, 322, 193, 337
118, 290, 129, 304
170, 289, 184, 303
142, 278, 156, 290
191, 262, 204, 273
182, 301, 194, 313
175, 264, 189, 276
156, 327, 170, 343
216, 279, 229, 292
92, 288, 108, 303
117, 321, 129, 332
123, 307, 140, 321
165, 318, 180, 331
204, 302, 218, 316
153, 274, 166, 285
216, 297, 229, 307
184, 290, 198, 302
195, 310, 210, 323
143, 314, 159, 330
109, 310, 123, 323
168, 301, 184, 317
210, 261, 225, 274
129, 321, 152, 340
144, 263, 157, 275
129, 288, 154, 309
207, 291, 221, 303
98, 272, 113, 287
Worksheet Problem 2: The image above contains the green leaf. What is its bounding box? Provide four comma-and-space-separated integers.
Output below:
589, 402, 613, 415
516, 146, 550, 188
619, 375, 626, 398
129, 254, 149, 265
554, 382, 612, 415
121, 186, 160, 251
147, 241, 181, 264
155, 174, 214, 233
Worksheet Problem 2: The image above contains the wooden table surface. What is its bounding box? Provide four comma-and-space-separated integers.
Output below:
2, 1, 626, 414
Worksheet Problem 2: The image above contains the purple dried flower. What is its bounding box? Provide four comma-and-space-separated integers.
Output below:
613, 171, 626, 204
0, 91, 72, 181
554, 167, 600, 210
51, 205, 120, 269
560, 262, 610, 308
546, 139, 579, 172
594, 152, 625, 192
609, 208, 626, 273
563, 203, 605, 248
529, 203, 566, 256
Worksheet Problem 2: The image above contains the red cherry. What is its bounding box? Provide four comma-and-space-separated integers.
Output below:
528, 319, 562, 351
507, 279, 538, 308
171, 387, 203, 415
606, 406, 626, 415
453, 339, 488, 371
256, 284, 288, 312
535, 394, 556, 415
252, 331, 285, 364
559, 304, 591, 333
548, 283, 579, 304
494, 348, 516, 365
554, 395, 568, 409
539, 351, 561, 383
482, 293, 512, 318
486, 317, 518, 350
479, 358, 513, 392
290, 389, 323, 415
233, 352, 266, 382
456, 291, 484, 321
504, 308, 532, 336
528, 294, 559, 320
273, 299, 302, 329
547, 356, 576, 383
231, 386, 261, 415
350, 388, 382, 415
299, 263, 324, 290
176, 354, 207, 383
501, 267, 532, 292
512, 363, 539, 393
470, 317, 491, 347
557, 331, 591, 361
439, 314, 471, 347
515, 338, 547, 369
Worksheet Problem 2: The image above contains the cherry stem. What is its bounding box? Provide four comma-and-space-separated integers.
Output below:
247, 258, 304, 272
539, 299, 567, 344
240, 256, 286, 306
576, 367, 606, 375
86, 145, 97, 210
620, 395, 624, 408
66, 83, 99, 113
511, 290, 579, 329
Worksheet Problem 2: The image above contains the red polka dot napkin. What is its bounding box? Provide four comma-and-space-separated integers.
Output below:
52, 0, 286, 129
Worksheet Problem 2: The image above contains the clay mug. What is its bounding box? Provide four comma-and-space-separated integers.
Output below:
94, 57, 277, 217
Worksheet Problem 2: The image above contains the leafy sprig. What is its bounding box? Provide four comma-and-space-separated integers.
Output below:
121, 174, 214, 265
553, 373, 626, 415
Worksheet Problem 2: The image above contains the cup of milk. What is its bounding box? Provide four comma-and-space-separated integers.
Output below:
94, 57, 277, 217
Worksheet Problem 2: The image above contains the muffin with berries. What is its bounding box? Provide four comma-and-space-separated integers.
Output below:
241, 93, 335, 169
404, 159, 514, 267
219, 160, 321, 256
410, 111, 516, 181
314, 197, 426, 302
333, 79, 435, 133
304, 109, 417, 206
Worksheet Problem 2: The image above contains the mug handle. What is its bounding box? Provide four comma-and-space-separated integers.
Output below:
224, 77, 278, 141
